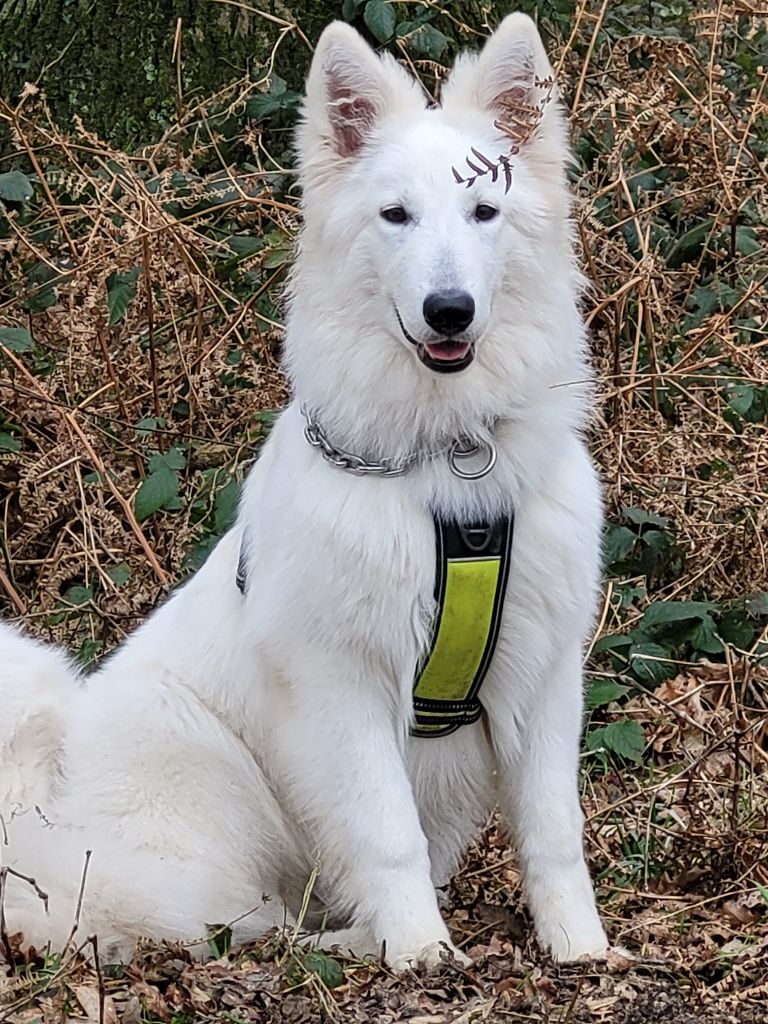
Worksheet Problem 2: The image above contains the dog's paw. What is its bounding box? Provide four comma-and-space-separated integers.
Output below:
388, 939, 472, 972
541, 918, 609, 964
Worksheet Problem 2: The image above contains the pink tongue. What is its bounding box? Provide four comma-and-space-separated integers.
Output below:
425, 340, 471, 362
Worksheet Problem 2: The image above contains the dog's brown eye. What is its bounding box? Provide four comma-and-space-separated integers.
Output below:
381, 206, 409, 224
475, 204, 498, 222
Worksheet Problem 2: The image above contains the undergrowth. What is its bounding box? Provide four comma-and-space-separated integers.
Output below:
1, 1, 767, 1021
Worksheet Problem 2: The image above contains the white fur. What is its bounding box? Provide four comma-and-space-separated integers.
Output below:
0, 14, 608, 969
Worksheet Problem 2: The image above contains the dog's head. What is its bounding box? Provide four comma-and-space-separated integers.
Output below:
290, 15, 582, 437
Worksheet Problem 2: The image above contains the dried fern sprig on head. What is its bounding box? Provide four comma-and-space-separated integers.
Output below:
451, 74, 556, 194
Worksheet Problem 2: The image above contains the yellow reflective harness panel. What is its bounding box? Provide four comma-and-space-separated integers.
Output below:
235, 513, 514, 740
411, 516, 514, 738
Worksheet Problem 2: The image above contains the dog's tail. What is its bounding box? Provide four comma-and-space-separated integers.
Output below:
0, 622, 80, 817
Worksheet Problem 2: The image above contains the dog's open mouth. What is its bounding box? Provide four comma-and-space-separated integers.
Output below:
419, 339, 475, 373
395, 308, 475, 374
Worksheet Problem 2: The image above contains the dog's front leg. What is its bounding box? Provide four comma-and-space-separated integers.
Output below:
490, 644, 608, 962
267, 655, 466, 971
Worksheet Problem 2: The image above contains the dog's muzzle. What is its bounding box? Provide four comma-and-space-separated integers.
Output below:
395, 307, 475, 374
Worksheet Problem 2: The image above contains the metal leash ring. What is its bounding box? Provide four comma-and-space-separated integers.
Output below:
449, 439, 497, 480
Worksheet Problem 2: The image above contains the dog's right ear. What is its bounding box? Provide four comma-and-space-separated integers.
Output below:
298, 22, 417, 168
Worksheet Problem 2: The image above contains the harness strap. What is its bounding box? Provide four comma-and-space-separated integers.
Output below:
410, 515, 514, 738
235, 512, 514, 740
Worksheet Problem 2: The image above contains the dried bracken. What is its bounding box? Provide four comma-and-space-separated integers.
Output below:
494, 73, 556, 150
1, 1, 767, 1021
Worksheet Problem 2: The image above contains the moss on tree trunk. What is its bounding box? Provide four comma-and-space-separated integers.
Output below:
0, 0, 534, 150
0, 0, 341, 147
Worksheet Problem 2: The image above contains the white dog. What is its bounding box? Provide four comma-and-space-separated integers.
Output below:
0, 13, 609, 970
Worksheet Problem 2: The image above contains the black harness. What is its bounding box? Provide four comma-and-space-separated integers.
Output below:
236, 511, 514, 738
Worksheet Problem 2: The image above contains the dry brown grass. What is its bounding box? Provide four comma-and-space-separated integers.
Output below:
1, 1, 767, 1020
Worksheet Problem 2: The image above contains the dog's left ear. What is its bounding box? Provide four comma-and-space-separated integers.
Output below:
298, 21, 420, 172
443, 14, 567, 166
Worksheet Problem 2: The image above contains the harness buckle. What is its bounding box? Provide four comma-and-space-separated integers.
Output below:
459, 522, 493, 554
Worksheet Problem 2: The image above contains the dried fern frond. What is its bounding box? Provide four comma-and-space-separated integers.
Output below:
451, 75, 555, 192
452, 148, 513, 192
494, 74, 556, 152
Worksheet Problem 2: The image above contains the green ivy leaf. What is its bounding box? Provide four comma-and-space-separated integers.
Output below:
342, 0, 366, 20
409, 23, 450, 59
687, 284, 720, 320
364, 0, 396, 42
0, 432, 21, 452
25, 260, 64, 313
148, 447, 186, 472
587, 720, 645, 764
106, 563, 132, 587
303, 950, 345, 989
246, 94, 285, 119
734, 225, 760, 256
717, 608, 754, 650
78, 638, 103, 665
267, 74, 287, 97
665, 217, 714, 267
134, 467, 180, 521
107, 266, 141, 326
0, 326, 34, 352
688, 617, 723, 656
245, 75, 300, 120
593, 633, 633, 659
587, 678, 629, 709
135, 416, 166, 437
603, 525, 637, 566
262, 246, 292, 269
0, 170, 34, 202
227, 235, 264, 257
640, 600, 717, 631
636, 528, 679, 583
726, 383, 755, 418
214, 477, 240, 534
621, 506, 670, 529
628, 641, 676, 685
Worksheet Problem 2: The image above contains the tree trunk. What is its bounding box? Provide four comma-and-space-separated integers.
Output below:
0, 0, 526, 149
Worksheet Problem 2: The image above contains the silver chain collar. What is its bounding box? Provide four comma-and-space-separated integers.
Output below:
301, 405, 497, 480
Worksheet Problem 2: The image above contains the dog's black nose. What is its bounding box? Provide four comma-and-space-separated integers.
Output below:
423, 291, 475, 335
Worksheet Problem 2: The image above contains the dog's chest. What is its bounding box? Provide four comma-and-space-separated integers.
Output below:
250, 423, 598, 726
310, 476, 521, 696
